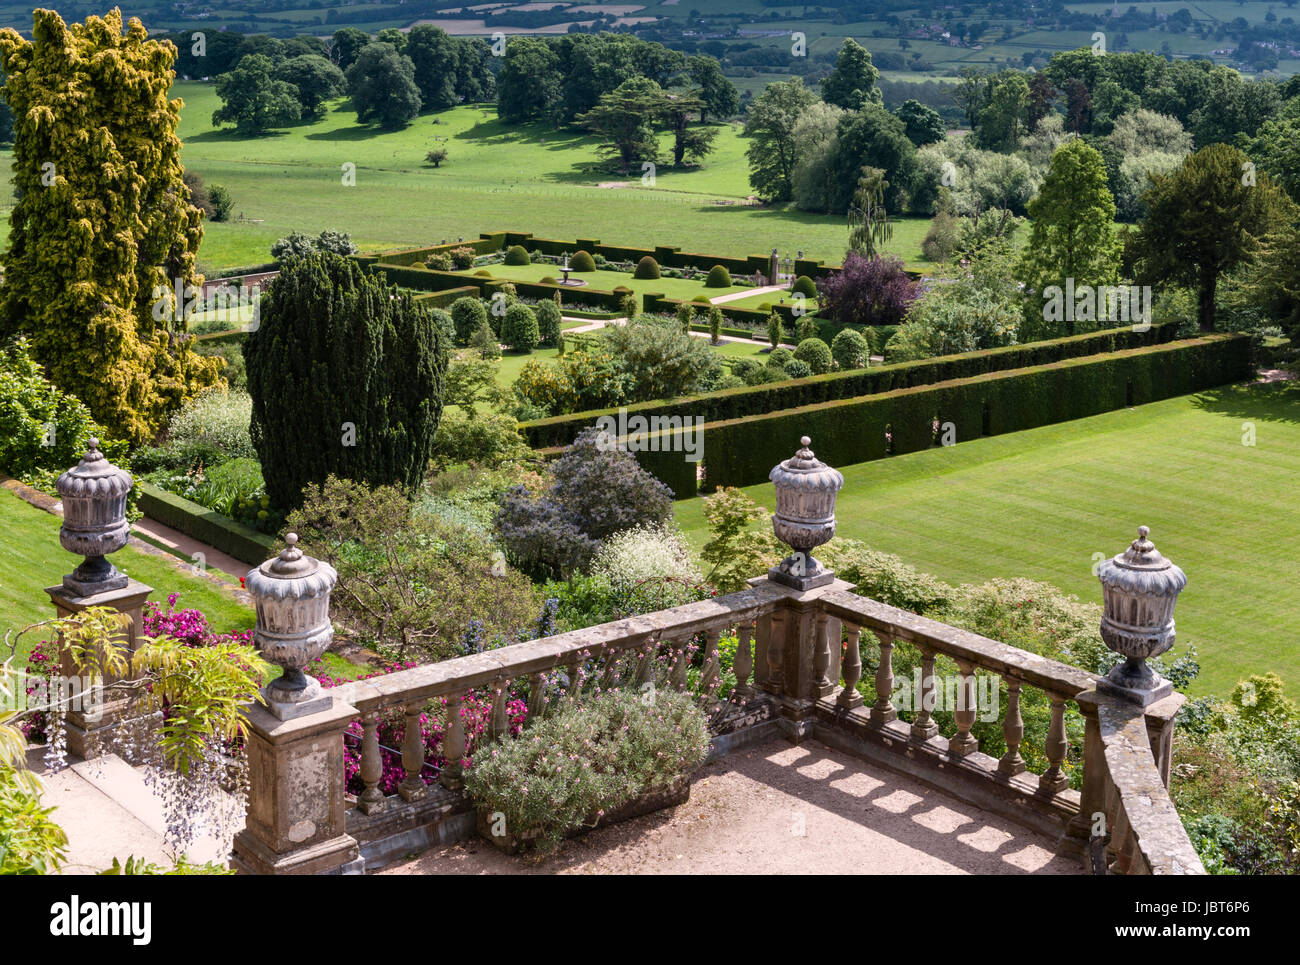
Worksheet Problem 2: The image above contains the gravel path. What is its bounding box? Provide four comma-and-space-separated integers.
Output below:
381, 738, 1081, 875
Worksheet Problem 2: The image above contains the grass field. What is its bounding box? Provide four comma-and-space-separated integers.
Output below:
0, 85, 932, 275
674, 380, 1300, 696
0, 488, 254, 660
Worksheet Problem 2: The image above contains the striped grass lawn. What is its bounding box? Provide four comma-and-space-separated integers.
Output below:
675, 381, 1300, 696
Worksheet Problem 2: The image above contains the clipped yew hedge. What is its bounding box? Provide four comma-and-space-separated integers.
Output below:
697, 333, 1249, 491
521, 323, 1183, 449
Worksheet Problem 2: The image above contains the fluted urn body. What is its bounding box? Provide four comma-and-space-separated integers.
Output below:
768, 436, 844, 590
1096, 525, 1187, 705
56, 437, 132, 596
245, 534, 338, 719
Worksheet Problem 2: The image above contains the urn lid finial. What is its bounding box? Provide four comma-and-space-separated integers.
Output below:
56, 436, 132, 498
265, 533, 318, 579
1098, 525, 1187, 595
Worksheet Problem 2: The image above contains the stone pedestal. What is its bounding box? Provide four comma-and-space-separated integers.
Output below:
749, 576, 854, 738
45, 579, 154, 763
231, 698, 363, 875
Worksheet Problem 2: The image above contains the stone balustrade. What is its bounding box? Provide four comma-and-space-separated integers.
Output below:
231, 574, 1204, 875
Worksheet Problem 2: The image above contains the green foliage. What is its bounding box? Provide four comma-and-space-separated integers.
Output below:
597, 314, 717, 404
245, 252, 447, 509
535, 298, 563, 348
792, 275, 818, 298
289, 475, 539, 658
504, 244, 530, 266
744, 78, 818, 202
821, 38, 882, 111
708, 305, 723, 345
502, 303, 540, 353
767, 312, 784, 349
465, 688, 710, 855
450, 296, 489, 346
831, 328, 870, 371
274, 54, 346, 121
271, 229, 359, 264
699, 487, 783, 592
1133, 143, 1298, 331
793, 337, 833, 375
212, 54, 302, 134
634, 255, 660, 280
432, 408, 530, 469
0, 336, 129, 484
890, 245, 1022, 362
346, 42, 421, 130
921, 208, 961, 262
847, 166, 892, 258
575, 76, 666, 173
570, 249, 596, 272
783, 359, 813, 379
0, 9, 221, 445
101, 855, 234, 875
1018, 140, 1122, 340
705, 264, 732, 288
766, 347, 794, 369
520, 323, 1182, 449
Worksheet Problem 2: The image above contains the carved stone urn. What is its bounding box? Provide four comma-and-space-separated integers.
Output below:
245, 534, 338, 720
1096, 525, 1188, 706
768, 436, 844, 590
56, 437, 133, 597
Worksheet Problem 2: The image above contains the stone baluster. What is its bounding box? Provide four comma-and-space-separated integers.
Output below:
527, 670, 547, 721
998, 676, 1026, 776
634, 639, 658, 688
812, 611, 832, 697
669, 639, 690, 691
766, 610, 785, 695
567, 656, 584, 702
700, 628, 722, 695
489, 677, 509, 741
399, 702, 428, 801
911, 646, 939, 739
357, 711, 386, 815
440, 692, 467, 791
837, 624, 864, 709
734, 621, 754, 697
871, 633, 897, 725
600, 644, 622, 691
949, 660, 978, 756
1039, 693, 1070, 792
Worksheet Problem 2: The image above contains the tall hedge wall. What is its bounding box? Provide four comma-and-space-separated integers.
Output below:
697, 334, 1249, 491
521, 323, 1184, 449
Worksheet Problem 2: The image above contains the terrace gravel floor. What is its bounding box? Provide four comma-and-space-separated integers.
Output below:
381, 738, 1082, 875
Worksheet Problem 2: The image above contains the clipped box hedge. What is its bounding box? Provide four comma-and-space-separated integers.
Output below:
522, 322, 1183, 449
137, 481, 276, 567
696, 333, 1249, 491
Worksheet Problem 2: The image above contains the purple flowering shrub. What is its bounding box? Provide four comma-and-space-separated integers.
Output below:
18, 640, 56, 742
142, 594, 253, 648
317, 663, 528, 795
818, 252, 918, 327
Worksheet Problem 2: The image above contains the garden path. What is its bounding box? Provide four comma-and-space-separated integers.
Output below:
707, 284, 787, 305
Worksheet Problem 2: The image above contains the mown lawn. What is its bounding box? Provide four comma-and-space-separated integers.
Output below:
0, 87, 932, 273
0, 488, 254, 660
675, 381, 1300, 696
456, 261, 751, 301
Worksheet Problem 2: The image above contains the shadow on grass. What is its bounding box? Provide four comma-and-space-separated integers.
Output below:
185, 127, 292, 144
1189, 380, 1300, 427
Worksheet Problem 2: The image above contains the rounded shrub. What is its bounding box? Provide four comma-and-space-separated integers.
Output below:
474, 269, 492, 277
570, 249, 596, 272
783, 358, 813, 379
502, 303, 540, 353
504, 244, 530, 266
535, 298, 563, 348
705, 264, 732, 288
613, 285, 633, 293
540, 276, 558, 285
450, 296, 488, 345
634, 255, 660, 280
767, 347, 793, 369
793, 337, 832, 375
691, 294, 711, 303
831, 328, 870, 371
791, 275, 818, 298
